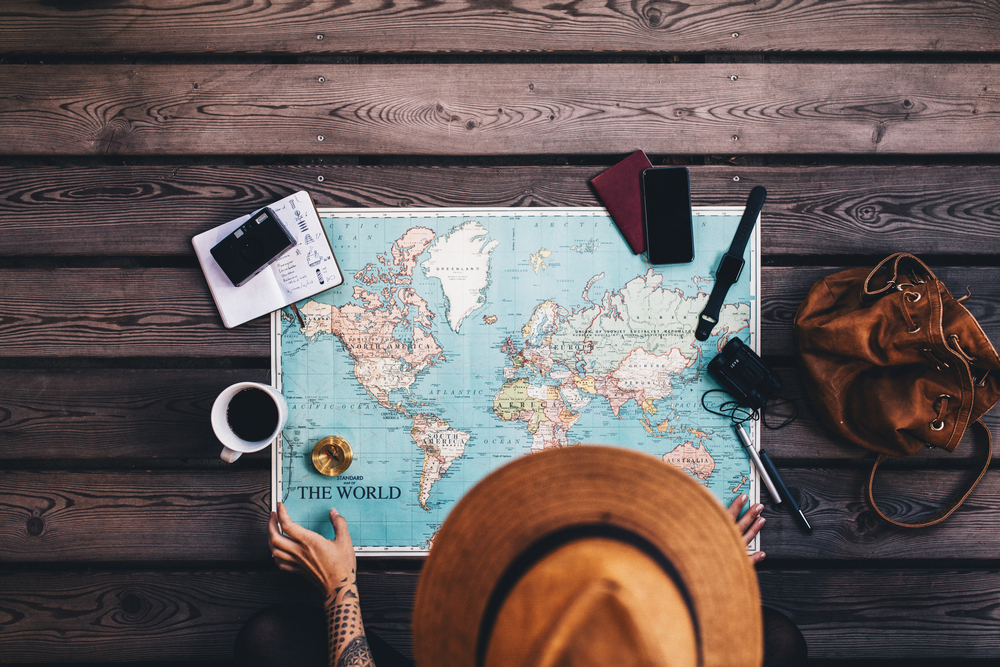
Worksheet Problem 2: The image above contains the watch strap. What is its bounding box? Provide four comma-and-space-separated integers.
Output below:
695, 186, 766, 341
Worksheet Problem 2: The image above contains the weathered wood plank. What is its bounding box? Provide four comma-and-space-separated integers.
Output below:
1, 0, 998, 54
0, 369, 269, 459
0, 471, 271, 562
0, 268, 265, 356
5, 468, 1000, 561
2, 165, 999, 257
760, 468, 1000, 559
758, 569, 1000, 660
3, 266, 998, 358
0, 569, 413, 662
4, 566, 1000, 662
2, 64, 998, 156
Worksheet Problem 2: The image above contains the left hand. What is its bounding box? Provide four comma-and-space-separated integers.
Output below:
269, 501, 357, 596
727, 494, 766, 564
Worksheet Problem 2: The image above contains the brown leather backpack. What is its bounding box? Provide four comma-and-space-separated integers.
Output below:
793, 253, 1000, 527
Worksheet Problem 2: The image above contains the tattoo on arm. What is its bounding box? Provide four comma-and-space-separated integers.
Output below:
326, 569, 375, 667
337, 635, 373, 667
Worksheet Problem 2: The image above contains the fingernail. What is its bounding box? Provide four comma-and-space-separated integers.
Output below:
758, 517, 766, 526
755, 504, 764, 514
739, 494, 748, 503
331, 508, 340, 516
759, 552, 766, 561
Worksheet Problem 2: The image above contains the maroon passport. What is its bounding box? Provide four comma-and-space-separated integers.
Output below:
590, 149, 652, 254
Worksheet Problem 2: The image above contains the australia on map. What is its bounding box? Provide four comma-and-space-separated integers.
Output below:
272, 207, 760, 554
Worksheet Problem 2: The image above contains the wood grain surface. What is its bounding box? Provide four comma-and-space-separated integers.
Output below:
2, 64, 998, 156
1, 0, 998, 54
758, 569, 1000, 660
0, 569, 411, 662
3, 266, 999, 358
4, 468, 1000, 562
0, 470, 271, 562
0, 369, 269, 459
4, 567, 1000, 661
759, 468, 1000, 559
2, 165, 999, 257
0, 268, 266, 356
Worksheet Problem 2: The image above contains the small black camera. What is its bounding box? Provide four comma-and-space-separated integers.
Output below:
707, 338, 781, 411
211, 207, 296, 286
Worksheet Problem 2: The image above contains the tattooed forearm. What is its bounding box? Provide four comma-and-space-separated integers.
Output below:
325, 569, 375, 667
337, 635, 373, 667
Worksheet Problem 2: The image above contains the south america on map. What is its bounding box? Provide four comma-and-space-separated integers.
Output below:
274, 207, 759, 553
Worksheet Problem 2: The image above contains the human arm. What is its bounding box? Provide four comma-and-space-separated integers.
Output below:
269, 502, 376, 667
727, 494, 766, 564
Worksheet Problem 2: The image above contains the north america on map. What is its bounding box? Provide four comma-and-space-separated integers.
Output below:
276, 208, 758, 552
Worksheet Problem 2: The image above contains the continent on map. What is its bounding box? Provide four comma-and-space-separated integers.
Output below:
528, 248, 551, 274
496, 270, 750, 450
299, 228, 444, 413
420, 220, 499, 332
492, 376, 585, 452
662, 441, 716, 481
411, 414, 470, 510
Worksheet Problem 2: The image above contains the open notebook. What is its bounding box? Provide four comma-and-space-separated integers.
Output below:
193, 191, 343, 328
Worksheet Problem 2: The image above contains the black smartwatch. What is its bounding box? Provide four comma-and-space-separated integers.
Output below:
695, 186, 766, 341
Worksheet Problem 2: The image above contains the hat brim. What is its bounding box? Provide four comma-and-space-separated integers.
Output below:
413, 445, 762, 667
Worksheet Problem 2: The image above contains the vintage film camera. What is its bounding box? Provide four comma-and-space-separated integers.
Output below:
211, 207, 296, 286
707, 338, 781, 411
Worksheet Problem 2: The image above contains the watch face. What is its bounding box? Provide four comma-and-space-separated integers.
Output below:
311, 436, 354, 477
717, 253, 745, 285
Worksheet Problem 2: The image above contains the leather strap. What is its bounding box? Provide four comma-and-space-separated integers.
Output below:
862, 252, 938, 298
864, 420, 993, 528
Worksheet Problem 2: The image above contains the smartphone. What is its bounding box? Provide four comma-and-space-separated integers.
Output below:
641, 167, 693, 264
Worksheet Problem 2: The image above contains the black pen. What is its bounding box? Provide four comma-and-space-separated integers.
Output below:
758, 449, 812, 533
734, 423, 811, 533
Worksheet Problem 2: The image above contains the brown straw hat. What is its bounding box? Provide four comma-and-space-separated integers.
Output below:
413, 446, 762, 667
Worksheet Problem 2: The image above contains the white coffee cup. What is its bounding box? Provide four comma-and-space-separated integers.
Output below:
212, 382, 288, 463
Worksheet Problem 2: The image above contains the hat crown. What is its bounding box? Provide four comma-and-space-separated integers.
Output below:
484, 539, 698, 667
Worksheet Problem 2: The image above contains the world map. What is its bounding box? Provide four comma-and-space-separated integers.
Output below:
274, 207, 759, 553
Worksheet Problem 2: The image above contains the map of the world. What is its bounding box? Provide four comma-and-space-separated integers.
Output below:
272, 207, 759, 554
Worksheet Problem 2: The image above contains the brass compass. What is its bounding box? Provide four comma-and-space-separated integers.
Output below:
311, 436, 353, 477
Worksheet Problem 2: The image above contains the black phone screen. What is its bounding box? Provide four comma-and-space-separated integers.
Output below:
642, 167, 693, 264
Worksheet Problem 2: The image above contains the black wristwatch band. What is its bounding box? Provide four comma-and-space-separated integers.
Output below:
695, 186, 766, 341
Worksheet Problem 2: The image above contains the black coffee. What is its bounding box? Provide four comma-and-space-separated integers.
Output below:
226, 388, 279, 442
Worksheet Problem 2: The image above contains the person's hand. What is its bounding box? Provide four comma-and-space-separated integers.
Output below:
727, 494, 766, 564
269, 502, 357, 596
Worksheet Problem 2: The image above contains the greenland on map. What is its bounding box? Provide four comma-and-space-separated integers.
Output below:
271, 207, 760, 554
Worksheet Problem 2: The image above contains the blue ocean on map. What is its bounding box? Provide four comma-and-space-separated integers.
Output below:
276, 208, 759, 552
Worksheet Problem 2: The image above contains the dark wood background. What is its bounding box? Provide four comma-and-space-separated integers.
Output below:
2, 1, 1000, 665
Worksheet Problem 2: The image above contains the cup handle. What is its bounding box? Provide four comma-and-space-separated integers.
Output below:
221, 447, 243, 463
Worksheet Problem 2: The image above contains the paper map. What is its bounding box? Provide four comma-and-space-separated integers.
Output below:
271, 207, 760, 554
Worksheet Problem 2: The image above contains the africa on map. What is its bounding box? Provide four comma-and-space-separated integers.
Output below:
272, 207, 760, 554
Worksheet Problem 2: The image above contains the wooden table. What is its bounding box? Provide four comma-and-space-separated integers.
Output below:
2, 2, 1000, 664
